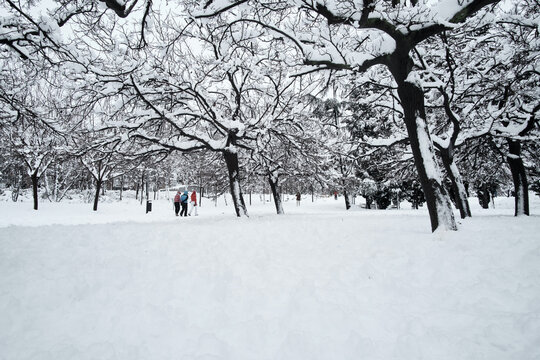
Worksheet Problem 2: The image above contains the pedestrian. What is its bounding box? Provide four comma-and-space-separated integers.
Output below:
180, 190, 189, 217
189, 190, 198, 216
296, 192, 301, 206
173, 190, 181, 216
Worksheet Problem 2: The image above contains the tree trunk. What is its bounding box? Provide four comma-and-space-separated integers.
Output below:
52, 164, 58, 201
343, 189, 351, 210
119, 176, 124, 201
145, 173, 150, 202
93, 178, 102, 211
464, 181, 470, 197
395, 78, 457, 231
154, 172, 158, 200
223, 150, 248, 217
439, 148, 471, 219
507, 139, 529, 216
54, 166, 61, 202
140, 170, 145, 205
200, 183, 204, 207
31, 172, 39, 210
477, 183, 490, 209
338, 154, 351, 210
43, 171, 52, 202
268, 175, 284, 215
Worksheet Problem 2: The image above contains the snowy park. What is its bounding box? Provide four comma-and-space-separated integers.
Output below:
2, 0, 540, 359
1, 193, 540, 359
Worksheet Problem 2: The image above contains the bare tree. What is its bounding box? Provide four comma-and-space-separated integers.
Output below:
195, 0, 503, 231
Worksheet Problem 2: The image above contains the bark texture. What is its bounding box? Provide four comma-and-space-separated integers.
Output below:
93, 178, 102, 211
268, 175, 284, 215
395, 78, 457, 231
223, 150, 248, 217
439, 148, 471, 219
507, 139, 529, 216
343, 189, 351, 210
31, 173, 39, 210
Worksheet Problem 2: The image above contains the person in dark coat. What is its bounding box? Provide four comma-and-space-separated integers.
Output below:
180, 190, 189, 217
173, 190, 181, 216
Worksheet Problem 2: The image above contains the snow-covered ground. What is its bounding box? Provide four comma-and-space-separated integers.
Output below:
1, 193, 539, 359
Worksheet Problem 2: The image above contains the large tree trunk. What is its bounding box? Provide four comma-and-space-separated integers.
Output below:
439, 148, 471, 219
93, 178, 102, 211
223, 150, 248, 217
31, 172, 39, 210
268, 174, 284, 215
394, 77, 457, 231
507, 139, 529, 216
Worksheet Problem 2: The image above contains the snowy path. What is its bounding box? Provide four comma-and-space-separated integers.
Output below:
1, 196, 540, 359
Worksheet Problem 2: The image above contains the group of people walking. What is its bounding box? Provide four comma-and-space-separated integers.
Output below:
174, 190, 198, 217
174, 190, 302, 216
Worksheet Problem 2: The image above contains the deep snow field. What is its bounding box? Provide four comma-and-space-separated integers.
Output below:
1, 192, 539, 360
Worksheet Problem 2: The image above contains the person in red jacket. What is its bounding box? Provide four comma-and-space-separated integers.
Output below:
188, 190, 198, 216
173, 190, 181, 216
